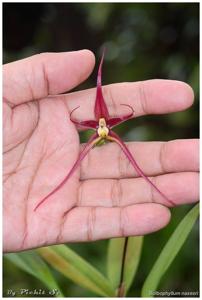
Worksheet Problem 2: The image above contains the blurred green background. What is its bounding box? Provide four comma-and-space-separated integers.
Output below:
3, 2, 199, 297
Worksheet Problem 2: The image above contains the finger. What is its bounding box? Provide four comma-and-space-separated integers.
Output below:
80, 139, 199, 179
66, 79, 194, 120
59, 203, 170, 242
3, 50, 95, 105
78, 172, 199, 207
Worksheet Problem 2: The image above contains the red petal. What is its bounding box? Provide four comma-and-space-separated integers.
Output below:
94, 50, 110, 120
107, 104, 134, 128
107, 131, 175, 206
34, 133, 101, 211
70, 106, 98, 129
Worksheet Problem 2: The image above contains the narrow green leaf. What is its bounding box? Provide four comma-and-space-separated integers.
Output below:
107, 236, 143, 295
5, 251, 63, 297
124, 236, 143, 292
141, 204, 199, 297
37, 245, 115, 297
107, 237, 125, 289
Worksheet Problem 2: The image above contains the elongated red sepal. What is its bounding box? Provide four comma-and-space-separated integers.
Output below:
34, 133, 102, 211
107, 104, 134, 128
107, 131, 175, 206
70, 106, 98, 129
94, 50, 110, 121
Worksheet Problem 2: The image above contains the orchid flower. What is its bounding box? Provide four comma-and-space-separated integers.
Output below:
34, 51, 174, 211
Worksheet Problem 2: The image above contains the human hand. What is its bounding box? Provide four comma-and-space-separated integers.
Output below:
3, 50, 199, 252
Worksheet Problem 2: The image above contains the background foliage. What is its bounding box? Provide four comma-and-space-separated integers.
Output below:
3, 2, 199, 297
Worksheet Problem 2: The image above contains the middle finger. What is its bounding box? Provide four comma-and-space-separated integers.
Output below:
80, 139, 198, 180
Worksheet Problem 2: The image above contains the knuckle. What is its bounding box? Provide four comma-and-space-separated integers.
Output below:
31, 53, 50, 97
139, 81, 148, 115
159, 142, 168, 173
111, 179, 123, 207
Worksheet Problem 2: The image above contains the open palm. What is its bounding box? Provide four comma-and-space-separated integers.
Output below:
3, 50, 199, 252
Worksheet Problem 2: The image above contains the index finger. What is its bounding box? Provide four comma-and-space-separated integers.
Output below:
65, 79, 194, 120
3, 50, 95, 106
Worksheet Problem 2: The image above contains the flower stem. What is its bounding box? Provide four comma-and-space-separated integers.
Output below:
117, 237, 129, 297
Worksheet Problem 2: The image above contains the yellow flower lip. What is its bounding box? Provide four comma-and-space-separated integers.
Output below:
97, 118, 109, 138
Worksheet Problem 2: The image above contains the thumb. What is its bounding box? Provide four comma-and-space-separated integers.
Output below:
3, 50, 95, 106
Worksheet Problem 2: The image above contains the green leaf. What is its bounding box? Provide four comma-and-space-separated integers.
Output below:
107, 236, 143, 296
37, 245, 115, 297
141, 204, 199, 297
5, 250, 63, 297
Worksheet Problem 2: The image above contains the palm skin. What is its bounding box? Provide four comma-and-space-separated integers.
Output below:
3, 50, 199, 252
4, 95, 81, 252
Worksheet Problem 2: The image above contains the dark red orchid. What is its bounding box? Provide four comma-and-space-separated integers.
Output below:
34, 51, 174, 211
